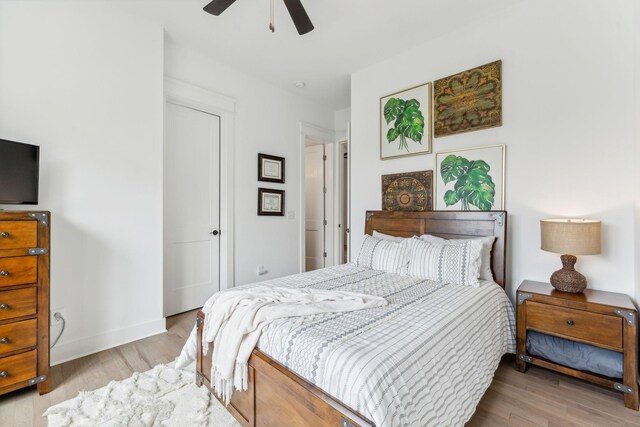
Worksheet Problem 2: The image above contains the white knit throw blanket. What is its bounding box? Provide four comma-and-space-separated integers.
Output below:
195, 285, 387, 404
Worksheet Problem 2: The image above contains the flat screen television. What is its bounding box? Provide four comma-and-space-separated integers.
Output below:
0, 139, 40, 205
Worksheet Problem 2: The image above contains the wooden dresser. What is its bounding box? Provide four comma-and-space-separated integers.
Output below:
0, 211, 50, 395
516, 280, 638, 410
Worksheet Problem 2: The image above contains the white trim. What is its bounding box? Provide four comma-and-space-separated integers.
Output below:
299, 122, 337, 272
51, 318, 167, 366
164, 77, 236, 295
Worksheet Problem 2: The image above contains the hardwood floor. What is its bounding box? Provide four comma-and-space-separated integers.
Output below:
0, 309, 638, 426
0, 310, 196, 427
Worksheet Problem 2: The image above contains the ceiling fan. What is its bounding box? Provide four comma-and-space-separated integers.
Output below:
203, 0, 314, 35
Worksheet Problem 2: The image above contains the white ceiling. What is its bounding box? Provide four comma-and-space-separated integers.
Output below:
113, 0, 523, 110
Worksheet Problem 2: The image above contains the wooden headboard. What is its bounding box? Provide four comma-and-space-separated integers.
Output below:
364, 210, 508, 288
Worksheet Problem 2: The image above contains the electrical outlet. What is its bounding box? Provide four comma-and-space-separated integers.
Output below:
51, 308, 66, 326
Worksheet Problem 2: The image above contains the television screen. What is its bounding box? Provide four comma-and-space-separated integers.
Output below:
0, 139, 40, 205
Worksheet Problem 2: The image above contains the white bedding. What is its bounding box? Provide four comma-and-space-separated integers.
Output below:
179, 263, 516, 427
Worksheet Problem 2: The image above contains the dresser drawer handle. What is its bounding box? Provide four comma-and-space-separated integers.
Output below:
0, 232, 8, 238
0, 371, 7, 378
0, 304, 7, 310
0, 338, 7, 344
0, 271, 8, 277
566, 319, 575, 326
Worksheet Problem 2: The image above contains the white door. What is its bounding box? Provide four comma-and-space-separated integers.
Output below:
164, 102, 220, 316
305, 144, 325, 271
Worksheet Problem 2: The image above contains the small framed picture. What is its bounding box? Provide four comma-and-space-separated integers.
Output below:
258, 153, 285, 183
258, 188, 285, 216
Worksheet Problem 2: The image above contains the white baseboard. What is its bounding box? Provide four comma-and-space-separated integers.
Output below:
51, 317, 167, 366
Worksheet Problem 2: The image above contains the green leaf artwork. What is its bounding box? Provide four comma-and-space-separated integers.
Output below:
383, 98, 425, 152
440, 154, 495, 211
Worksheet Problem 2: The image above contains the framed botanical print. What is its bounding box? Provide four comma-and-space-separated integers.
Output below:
433, 60, 502, 138
381, 170, 433, 211
435, 145, 505, 211
380, 82, 432, 160
258, 188, 285, 216
258, 153, 285, 183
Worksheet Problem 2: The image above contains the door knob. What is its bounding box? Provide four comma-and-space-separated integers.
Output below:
210, 230, 220, 236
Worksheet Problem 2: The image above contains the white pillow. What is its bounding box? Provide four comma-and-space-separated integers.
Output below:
420, 234, 495, 281
407, 238, 483, 287
356, 235, 411, 274
372, 230, 406, 242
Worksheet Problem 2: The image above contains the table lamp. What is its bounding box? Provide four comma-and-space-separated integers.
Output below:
540, 219, 601, 293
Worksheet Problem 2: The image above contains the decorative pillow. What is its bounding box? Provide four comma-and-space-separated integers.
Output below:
355, 235, 411, 274
420, 234, 496, 281
372, 230, 407, 242
407, 238, 483, 287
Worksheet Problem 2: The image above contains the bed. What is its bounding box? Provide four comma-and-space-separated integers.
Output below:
192, 210, 515, 427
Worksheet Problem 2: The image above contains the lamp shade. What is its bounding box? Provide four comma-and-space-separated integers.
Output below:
540, 219, 601, 255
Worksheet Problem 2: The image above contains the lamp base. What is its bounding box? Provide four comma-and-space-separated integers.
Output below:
550, 254, 587, 293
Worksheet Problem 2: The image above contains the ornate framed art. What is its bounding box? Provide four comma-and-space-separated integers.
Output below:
381, 170, 433, 211
433, 60, 502, 138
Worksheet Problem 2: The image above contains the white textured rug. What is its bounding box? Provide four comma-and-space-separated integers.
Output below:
44, 363, 241, 427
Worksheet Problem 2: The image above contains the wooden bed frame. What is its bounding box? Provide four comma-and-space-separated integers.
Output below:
195, 210, 508, 427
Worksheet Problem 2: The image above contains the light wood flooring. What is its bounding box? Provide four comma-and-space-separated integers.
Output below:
1, 310, 638, 426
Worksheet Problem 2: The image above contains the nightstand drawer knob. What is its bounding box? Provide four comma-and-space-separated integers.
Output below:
0, 271, 8, 277
566, 319, 575, 326
0, 371, 7, 378
0, 232, 9, 238
0, 304, 7, 310
0, 338, 7, 344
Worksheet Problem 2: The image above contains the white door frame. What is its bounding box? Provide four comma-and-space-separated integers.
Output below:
299, 122, 336, 273
164, 77, 236, 295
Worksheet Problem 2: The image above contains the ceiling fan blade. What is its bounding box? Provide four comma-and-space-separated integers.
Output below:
282, 0, 314, 35
203, 0, 237, 16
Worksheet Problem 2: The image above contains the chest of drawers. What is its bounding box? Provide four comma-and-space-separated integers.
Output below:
0, 211, 50, 395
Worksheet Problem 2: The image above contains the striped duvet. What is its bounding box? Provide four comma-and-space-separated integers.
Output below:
192, 264, 516, 426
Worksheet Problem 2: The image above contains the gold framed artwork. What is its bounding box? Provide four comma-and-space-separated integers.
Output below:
435, 145, 505, 211
380, 82, 432, 160
381, 170, 433, 211
433, 60, 502, 138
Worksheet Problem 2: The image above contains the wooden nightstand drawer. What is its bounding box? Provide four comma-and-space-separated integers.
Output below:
0, 319, 37, 355
527, 301, 622, 350
0, 256, 37, 288
0, 350, 37, 389
0, 287, 37, 321
0, 221, 37, 250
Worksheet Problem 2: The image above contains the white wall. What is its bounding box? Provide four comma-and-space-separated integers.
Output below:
164, 40, 335, 286
0, 1, 165, 364
334, 108, 351, 140
351, 0, 639, 302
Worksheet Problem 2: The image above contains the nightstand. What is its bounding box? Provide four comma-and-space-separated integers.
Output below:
516, 280, 638, 410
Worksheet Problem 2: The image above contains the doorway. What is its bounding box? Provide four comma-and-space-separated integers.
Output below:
164, 101, 221, 316
302, 134, 350, 272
